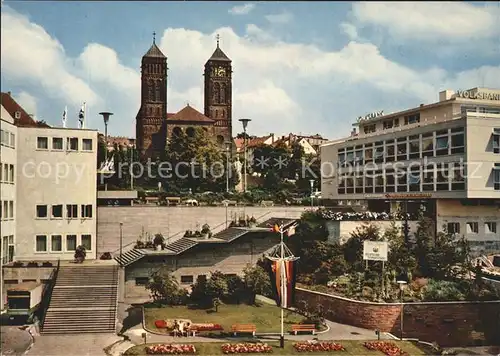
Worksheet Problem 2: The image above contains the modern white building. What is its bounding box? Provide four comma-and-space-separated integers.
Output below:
321, 87, 500, 254
0, 94, 98, 262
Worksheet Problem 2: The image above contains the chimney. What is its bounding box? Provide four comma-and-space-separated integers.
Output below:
270, 133, 275, 143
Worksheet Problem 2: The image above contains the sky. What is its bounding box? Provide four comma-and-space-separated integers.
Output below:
1, 1, 500, 140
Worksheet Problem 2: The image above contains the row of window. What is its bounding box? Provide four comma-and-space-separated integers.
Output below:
0, 163, 15, 183
338, 162, 468, 194
338, 128, 469, 167
0, 129, 15, 148
35, 234, 92, 253
447, 221, 498, 235
36, 204, 93, 219
36, 136, 93, 151
0, 200, 14, 220
135, 274, 238, 286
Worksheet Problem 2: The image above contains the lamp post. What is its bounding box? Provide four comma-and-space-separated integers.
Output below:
119, 222, 123, 268
225, 141, 231, 193
239, 119, 251, 192
99, 112, 113, 191
309, 179, 315, 208
396, 272, 408, 340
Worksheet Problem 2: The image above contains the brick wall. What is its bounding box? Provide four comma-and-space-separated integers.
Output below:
296, 288, 500, 347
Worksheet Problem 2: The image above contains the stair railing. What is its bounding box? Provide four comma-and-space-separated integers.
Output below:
39, 259, 60, 330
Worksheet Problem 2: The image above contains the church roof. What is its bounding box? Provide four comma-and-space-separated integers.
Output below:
144, 43, 166, 58
167, 105, 214, 123
207, 46, 231, 62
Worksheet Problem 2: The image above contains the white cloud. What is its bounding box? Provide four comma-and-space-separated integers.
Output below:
14, 91, 37, 115
340, 22, 358, 41
228, 3, 255, 15
265, 11, 293, 24
351, 2, 500, 41
2, 5, 499, 140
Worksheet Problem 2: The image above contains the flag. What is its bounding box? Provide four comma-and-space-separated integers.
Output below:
106, 155, 115, 172
78, 102, 85, 129
270, 224, 280, 233
287, 223, 297, 237
267, 259, 297, 309
62, 106, 67, 128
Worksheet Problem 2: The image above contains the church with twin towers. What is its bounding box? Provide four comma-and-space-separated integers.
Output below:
135, 33, 234, 158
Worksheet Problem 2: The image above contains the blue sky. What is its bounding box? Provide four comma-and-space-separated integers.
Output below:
1, 1, 500, 139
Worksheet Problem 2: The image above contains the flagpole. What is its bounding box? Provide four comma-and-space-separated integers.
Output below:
280, 224, 285, 349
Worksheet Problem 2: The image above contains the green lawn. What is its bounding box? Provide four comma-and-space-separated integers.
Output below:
124, 340, 427, 355
144, 303, 311, 334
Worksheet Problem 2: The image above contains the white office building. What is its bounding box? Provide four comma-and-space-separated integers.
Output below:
321, 87, 500, 254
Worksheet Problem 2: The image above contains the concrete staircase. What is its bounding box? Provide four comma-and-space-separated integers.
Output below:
41, 265, 118, 334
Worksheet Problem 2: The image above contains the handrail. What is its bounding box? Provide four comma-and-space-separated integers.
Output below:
39, 259, 60, 330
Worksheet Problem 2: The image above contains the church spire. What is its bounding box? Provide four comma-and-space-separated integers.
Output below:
153, 31, 156, 44
216, 33, 220, 48
207, 33, 231, 62
143, 31, 166, 58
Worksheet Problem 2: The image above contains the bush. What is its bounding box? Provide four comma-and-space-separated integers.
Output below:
100, 252, 112, 260
153, 234, 165, 247
27, 261, 39, 267
423, 279, 466, 301
74, 245, 86, 263
42, 261, 53, 267
13, 261, 23, 267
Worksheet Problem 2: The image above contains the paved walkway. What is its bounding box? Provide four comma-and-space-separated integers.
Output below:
0, 326, 33, 356
25, 334, 122, 356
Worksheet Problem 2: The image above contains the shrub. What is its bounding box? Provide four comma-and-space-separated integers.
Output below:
74, 245, 86, 263
153, 234, 165, 247
423, 279, 466, 301
13, 261, 23, 267
27, 261, 39, 267
100, 252, 112, 260
42, 261, 53, 267
201, 224, 210, 234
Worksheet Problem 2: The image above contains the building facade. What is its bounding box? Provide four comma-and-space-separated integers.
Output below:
15, 127, 98, 261
136, 36, 234, 158
321, 87, 500, 254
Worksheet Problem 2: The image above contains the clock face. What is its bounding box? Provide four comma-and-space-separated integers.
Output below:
214, 66, 226, 77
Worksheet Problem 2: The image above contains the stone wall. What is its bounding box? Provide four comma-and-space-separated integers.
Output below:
124, 232, 280, 301
97, 206, 306, 255
296, 288, 500, 347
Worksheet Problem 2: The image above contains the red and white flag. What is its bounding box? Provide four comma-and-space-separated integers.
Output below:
287, 223, 297, 237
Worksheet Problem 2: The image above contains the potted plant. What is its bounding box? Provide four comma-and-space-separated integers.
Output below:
248, 216, 257, 228
135, 240, 145, 249
100, 252, 112, 260
27, 261, 39, 267
13, 261, 23, 267
74, 245, 86, 263
201, 224, 211, 238
42, 261, 53, 267
153, 234, 165, 251
194, 230, 202, 238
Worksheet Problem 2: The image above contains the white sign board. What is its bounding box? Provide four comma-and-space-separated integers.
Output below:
363, 241, 388, 261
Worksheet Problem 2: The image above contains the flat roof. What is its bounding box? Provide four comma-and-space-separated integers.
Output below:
7, 282, 42, 292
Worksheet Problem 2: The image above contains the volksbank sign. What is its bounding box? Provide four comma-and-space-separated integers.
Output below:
456, 90, 500, 101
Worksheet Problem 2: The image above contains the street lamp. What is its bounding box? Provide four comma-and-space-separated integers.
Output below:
99, 112, 113, 191
225, 141, 232, 193
119, 222, 123, 268
309, 179, 315, 208
396, 271, 408, 340
239, 119, 251, 192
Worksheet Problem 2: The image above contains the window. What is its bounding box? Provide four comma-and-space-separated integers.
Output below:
9, 201, 13, 219
66, 235, 77, 251
404, 113, 420, 125
37, 137, 48, 149
451, 162, 465, 191
36, 205, 48, 218
52, 137, 63, 150
82, 139, 93, 151
81, 204, 93, 218
14, 111, 21, 119
422, 135, 433, 157
409, 137, 420, 159
436, 164, 449, 191
81, 234, 92, 250
466, 222, 479, 234
10, 133, 15, 148
485, 222, 497, 234
66, 204, 78, 218
2, 164, 7, 182
51, 235, 62, 252
180, 275, 194, 284
493, 129, 500, 154
9, 164, 14, 183
383, 120, 393, 129
68, 138, 78, 151
36, 235, 47, 252
363, 124, 376, 134
52, 204, 63, 218
135, 277, 149, 286
451, 128, 465, 154
494, 167, 500, 190
447, 222, 460, 234
2, 201, 7, 220
436, 135, 449, 156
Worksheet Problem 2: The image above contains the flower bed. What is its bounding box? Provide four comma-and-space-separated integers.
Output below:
155, 320, 168, 329
293, 342, 345, 352
221, 343, 273, 354
364, 341, 408, 356
190, 323, 223, 332
145, 344, 197, 355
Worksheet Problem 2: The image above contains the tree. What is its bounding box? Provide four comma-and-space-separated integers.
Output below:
287, 142, 305, 180
243, 264, 271, 304
384, 221, 416, 279
146, 267, 185, 305
343, 223, 382, 272
97, 135, 107, 169
205, 271, 229, 312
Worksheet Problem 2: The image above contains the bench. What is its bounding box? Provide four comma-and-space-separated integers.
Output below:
291, 324, 316, 335
231, 324, 257, 336
260, 200, 274, 207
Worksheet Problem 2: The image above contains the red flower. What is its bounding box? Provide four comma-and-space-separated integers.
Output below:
221, 343, 273, 354
293, 342, 344, 352
145, 344, 197, 355
364, 341, 408, 356
155, 320, 167, 329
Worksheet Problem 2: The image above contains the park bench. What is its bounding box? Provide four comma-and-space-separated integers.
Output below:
231, 324, 257, 336
260, 200, 274, 207
290, 324, 316, 335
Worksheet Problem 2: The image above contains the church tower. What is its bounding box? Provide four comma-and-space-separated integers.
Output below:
136, 32, 168, 158
204, 35, 232, 146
